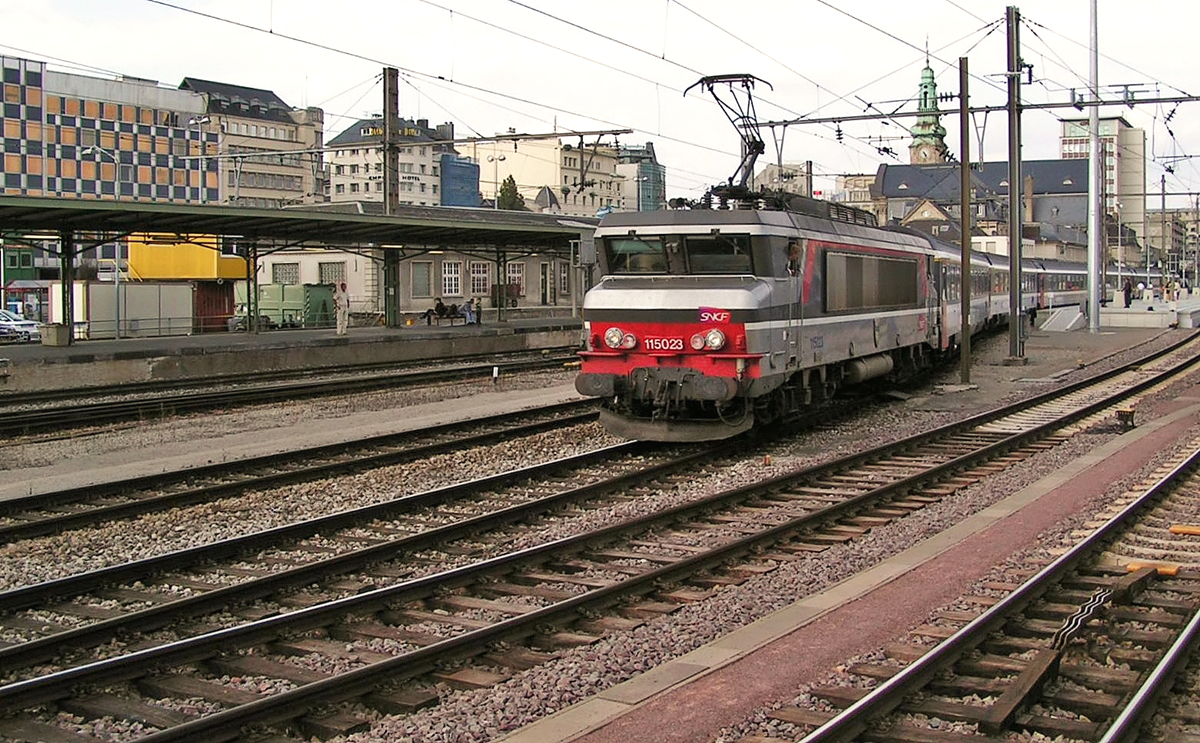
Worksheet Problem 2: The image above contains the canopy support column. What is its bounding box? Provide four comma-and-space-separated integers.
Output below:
384, 249, 400, 327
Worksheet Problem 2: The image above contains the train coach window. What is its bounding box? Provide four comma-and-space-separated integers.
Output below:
685, 234, 752, 274
605, 237, 667, 273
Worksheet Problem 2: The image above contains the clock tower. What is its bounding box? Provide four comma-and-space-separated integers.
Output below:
909, 60, 949, 164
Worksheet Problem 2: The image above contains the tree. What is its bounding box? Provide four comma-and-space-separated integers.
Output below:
497, 175, 526, 211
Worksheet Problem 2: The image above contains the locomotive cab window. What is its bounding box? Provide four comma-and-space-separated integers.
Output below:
685, 234, 752, 274
604, 237, 667, 274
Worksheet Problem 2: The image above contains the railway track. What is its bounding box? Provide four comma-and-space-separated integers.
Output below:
0, 352, 578, 439
776, 438, 1200, 743
0, 400, 598, 543
0, 348, 580, 408
0, 337, 1196, 742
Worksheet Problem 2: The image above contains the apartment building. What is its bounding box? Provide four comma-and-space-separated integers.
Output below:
179, 78, 324, 208
1060, 116, 1145, 236
325, 117, 476, 207
466, 137, 626, 218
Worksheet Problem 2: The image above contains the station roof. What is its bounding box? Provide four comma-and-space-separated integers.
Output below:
0, 196, 598, 252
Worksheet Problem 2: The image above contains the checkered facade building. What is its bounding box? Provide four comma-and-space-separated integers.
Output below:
2, 56, 215, 203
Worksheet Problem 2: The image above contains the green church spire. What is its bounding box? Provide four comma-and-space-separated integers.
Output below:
909, 58, 948, 163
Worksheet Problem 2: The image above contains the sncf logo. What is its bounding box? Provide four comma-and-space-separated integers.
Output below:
698, 307, 731, 324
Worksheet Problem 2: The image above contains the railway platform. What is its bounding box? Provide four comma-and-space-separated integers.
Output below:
0, 314, 584, 393
1041, 291, 1200, 330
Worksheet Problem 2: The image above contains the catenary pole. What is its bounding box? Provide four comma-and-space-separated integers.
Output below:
1087, 0, 1102, 331
959, 57, 971, 384
1006, 6, 1024, 360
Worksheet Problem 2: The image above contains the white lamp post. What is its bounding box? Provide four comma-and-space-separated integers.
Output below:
188, 116, 211, 204
487, 154, 506, 209
82, 146, 124, 339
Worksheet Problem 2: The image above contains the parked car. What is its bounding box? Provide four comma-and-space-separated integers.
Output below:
0, 309, 40, 342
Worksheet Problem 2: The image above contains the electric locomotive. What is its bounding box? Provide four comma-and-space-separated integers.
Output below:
575, 196, 948, 441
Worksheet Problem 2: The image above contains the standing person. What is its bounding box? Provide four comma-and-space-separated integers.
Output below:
1122, 277, 1134, 308
334, 281, 350, 335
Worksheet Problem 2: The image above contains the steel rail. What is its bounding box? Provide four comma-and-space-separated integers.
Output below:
0, 442, 718, 669
0, 400, 598, 540
795, 445, 1200, 743
0, 347, 581, 406
0, 441, 651, 613
0, 354, 578, 436
1097, 604, 1200, 743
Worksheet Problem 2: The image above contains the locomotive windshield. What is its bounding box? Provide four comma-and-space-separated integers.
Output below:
602, 234, 754, 275
605, 237, 667, 273
684, 234, 752, 274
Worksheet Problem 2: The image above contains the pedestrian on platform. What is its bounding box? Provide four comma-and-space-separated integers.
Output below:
1122, 277, 1134, 308
334, 281, 350, 335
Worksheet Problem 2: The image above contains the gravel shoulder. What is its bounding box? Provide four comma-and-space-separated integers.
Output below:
0, 372, 584, 501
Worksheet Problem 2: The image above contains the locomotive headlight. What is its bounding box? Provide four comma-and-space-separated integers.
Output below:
603, 326, 637, 350
690, 329, 726, 351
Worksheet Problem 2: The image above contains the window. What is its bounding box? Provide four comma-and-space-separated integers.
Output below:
604, 237, 667, 273
470, 261, 491, 296
506, 262, 525, 296
685, 235, 752, 274
272, 262, 300, 285
442, 260, 462, 297
412, 261, 433, 298
824, 252, 918, 312
335, 184, 345, 194
318, 261, 346, 284
559, 261, 571, 295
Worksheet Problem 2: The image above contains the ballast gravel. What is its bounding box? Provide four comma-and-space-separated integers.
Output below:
1, 330, 1196, 743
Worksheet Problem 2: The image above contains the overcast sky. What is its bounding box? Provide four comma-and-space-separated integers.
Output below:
5, 1, 1200, 207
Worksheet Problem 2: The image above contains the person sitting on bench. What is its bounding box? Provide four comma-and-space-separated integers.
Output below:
423, 298, 449, 325
459, 298, 477, 325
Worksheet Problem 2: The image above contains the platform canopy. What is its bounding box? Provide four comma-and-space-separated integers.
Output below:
0, 195, 597, 252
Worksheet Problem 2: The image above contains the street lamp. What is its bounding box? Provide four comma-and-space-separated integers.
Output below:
82, 147, 126, 338
634, 175, 650, 212
188, 116, 211, 204
487, 154, 506, 209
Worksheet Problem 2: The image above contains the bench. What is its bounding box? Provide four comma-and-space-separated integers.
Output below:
432, 315, 467, 326
1115, 408, 1136, 431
